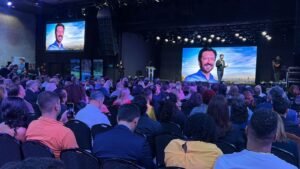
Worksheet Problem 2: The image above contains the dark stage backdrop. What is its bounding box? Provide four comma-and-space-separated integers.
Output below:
0, 6, 36, 67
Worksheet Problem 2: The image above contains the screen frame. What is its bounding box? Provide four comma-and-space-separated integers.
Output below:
45, 19, 86, 53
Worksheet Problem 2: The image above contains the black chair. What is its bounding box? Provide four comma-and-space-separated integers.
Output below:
0, 134, 22, 167
271, 146, 298, 167
65, 120, 92, 150
155, 133, 182, 167
91, 123, 112, 139
22, 140, 54, 159
60, 148, 100, 169
100, 158, 145, 169
160, 122, 183, 136
216, 141, 237, 154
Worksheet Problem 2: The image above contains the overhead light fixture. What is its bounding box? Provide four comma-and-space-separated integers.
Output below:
190, 39, 194, 44
184, 38, 189, 42
164, 38, 169, 42
216, 37, 221, 41
7, 1, 13, 6
156, 36, 161, 41
221, 39, 226, 43
210, 34, 215, 38
172, 40, 176, 44
239, 36, 243, 39
266, 36, 272, 40
242, 38, 247, 41
177, 36, 181, 40
208, 39, 212, 43
202, 37, 207, 41
261, 31, 267, 36
235, 33, 239, 37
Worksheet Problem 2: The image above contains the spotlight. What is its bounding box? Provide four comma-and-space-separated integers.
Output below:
172, 40, 176, 44
164, 38, 169, 43
184, 38, 189, 42
202, 37, 207, 41
266, 36, 272, 40
216, 37, 221, 41
210, 34, 215, 38
208, 39, 212, 43
7, 1, 12, 6
235, 33, 239, 37
197, 35, 201, 39
242, 38, 247, 41
239, 36, 243, 39
261, 31, 267, 36
156, 36, 161, 41
190, 39, 194, 44
221, 39, 226, 43
177, 36, 181, 40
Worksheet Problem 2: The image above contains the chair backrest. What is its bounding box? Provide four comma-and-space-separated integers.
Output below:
61, 148, 100, 169
161, 122, 183, 136
22, 140, 54, 159
65, 120, 92, 150
271, 146, 298, 167
100, 158, 144, 169
91, 123, 112, 139
155, 133, 182, 167
216, 141, 237, 154
0, 134, 22, 167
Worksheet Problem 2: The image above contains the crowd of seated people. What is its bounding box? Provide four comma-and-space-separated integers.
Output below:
0, 70, 300, 168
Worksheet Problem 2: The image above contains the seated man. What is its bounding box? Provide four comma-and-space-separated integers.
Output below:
75, 90, 111, 128
93, 104, 154, 169
214, 108, 297, 169
26, 91, 78, 158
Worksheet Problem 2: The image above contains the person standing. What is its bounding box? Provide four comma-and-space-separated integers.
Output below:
216, 54, 226, 82
272, 56, 281, 82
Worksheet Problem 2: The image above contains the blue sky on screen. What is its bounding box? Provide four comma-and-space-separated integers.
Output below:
182, 46, 257, 83
46, 21, 85, 50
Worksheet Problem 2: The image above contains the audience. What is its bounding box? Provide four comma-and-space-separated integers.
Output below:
93, 104, 154, 169
25, 91, 78, 158
214, 108, 297, 169
165, 113, 223, 169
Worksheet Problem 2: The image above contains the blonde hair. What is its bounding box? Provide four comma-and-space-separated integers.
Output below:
275, 113, 287, 142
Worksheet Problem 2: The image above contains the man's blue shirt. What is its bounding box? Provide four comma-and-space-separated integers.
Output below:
48, 41, 64, 50
184, 69, 218, 83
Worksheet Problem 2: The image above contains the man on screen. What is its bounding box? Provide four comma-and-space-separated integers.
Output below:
48, 23, 65, 50
184, 47, 218, 83
216, 54, 227, 82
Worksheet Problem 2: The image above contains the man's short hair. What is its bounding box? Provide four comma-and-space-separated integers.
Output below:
230, 98, 248, 124
268, 86, 286, 100
55, 23, 65, 32
37, 91, 60, 113
198, 47, 217, 62
90, 90, 104, 102
250, 108, 278, 140
220, 54, 224, 57
117, 104, 140, 122
7, 83, 20, 97
272, 96, 289, 115
26, 80, 39, 89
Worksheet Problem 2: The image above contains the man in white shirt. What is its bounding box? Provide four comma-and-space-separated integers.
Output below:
76, 91, 110, 128
214, 108, 297, 169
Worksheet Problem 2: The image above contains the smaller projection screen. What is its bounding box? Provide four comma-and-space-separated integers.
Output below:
93, 59, 103, 79
46, 21, 85, 51
70, 59, 80, 79
81, 59, 91, 81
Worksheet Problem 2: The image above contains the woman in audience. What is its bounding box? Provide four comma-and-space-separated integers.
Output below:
159, 93, 187, 129
207, 95, 246, 150
54, 88, 68, 120
164, 113, 223, 169
0, 97, 29, 142
144, 88, 157, 120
